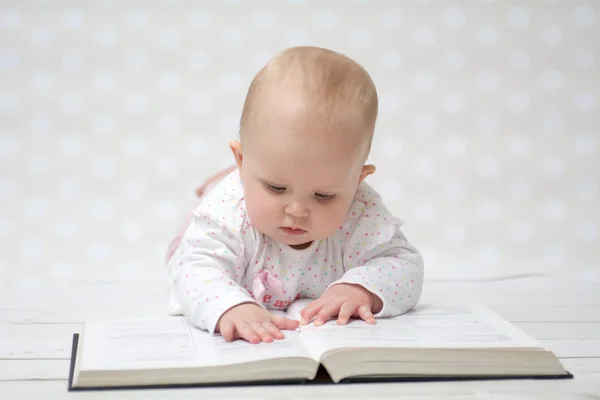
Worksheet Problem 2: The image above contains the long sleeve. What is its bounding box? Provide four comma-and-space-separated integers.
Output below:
167, 209, 259, 334
334, 227, 424, 317
328, 187, 424, 318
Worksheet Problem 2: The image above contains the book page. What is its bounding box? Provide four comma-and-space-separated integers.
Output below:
397, 304, 541, 346
80, 316, 315, 371
297, 304, 543, 360
280, 298, 312, 321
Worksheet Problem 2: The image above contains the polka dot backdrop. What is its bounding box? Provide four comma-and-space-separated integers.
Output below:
0, 0, 598, 289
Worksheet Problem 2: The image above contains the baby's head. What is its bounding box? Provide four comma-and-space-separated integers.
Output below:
230, 46, 378, 249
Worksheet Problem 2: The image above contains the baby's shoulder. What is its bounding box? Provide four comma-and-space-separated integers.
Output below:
349, 181, 402, 223
193, 169, 248, 231
353, 181, 382, 206
339, 181, 404, 253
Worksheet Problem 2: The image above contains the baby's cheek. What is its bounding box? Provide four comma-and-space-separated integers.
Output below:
316, 204, 348, 236
246, 193, 277, 229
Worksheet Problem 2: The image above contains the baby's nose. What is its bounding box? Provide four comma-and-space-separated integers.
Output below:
285, 201, 309, 218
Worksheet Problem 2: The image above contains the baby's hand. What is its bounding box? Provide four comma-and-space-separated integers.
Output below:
299, 283, 382, 327
216, 303, 299, 344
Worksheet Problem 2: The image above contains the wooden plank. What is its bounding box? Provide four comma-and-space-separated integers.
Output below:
560, 358, 600, 377
541, 339, 600, 358
2, 322, 600, 362
0, 283, 167, 324
515, 322, 600, 339
0, 324, 80, 359
0, 377, 598, 400
0, 357, 596, 384
493, 307, 600, 323
3, 277, 600, 312
3, 322, 599, 360
420, 280, 600, 308
0, 360, 69, 381
3, 289, 600, 325
0, 307, 166, 324
6, 305, 600, 325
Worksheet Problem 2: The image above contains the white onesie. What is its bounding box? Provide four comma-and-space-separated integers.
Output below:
167, 170, 424, 334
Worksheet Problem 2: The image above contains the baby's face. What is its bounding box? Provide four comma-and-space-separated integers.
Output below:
233, 109, 372, 250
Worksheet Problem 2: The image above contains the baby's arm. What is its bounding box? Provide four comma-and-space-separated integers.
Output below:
335, 227, 424, 318
168, 211, 260, 334
299, 223, 423, 326
168, 211, 299, 342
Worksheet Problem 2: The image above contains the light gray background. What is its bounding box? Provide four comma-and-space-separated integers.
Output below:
0, 0, 598, 291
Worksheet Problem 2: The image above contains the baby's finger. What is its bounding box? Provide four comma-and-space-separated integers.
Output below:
250, 321, 274, 343
299, 298, 321, 316
235, 321, 261, 344
336, 301, 356, 325
263, 322, 284, 340
219, 319, 236, 342
357, 304, 376, 324
272, 316, 300, 331
300, 301, 324, 325
314, 303, 341, 327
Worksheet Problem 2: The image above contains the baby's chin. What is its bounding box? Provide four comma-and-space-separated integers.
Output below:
277, 234, 313, 248
256, 223, 340, 248
275, 229, 336, 249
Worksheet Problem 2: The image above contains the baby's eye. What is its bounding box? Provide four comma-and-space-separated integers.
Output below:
265, 183, 286, 193
315, 193, 336, 201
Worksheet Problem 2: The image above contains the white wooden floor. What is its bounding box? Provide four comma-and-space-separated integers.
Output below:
2, 273, 600, 399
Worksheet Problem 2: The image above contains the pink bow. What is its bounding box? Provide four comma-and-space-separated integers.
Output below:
252, 269, 285, 301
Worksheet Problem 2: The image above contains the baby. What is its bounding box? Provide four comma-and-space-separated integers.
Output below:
166, 46, 424, 344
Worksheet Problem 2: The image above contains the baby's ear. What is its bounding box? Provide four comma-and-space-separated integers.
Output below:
229, 140, 243, 168
358, 164, 376, 183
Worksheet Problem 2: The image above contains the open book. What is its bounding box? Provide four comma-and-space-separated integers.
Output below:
68, 300, 571, 390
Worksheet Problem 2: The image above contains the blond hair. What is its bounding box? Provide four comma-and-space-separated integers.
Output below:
239, 46, 378, 152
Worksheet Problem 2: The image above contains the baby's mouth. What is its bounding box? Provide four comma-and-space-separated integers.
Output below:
280, 227, 307, 235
